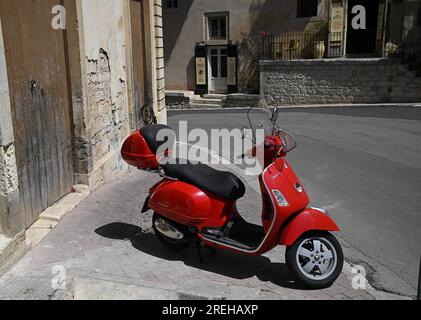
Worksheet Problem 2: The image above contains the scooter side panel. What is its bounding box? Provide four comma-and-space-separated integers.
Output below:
278, 208, 340, 246
264, 159, 310, 225
149, 180, 232, 227
244, 159, 310, 254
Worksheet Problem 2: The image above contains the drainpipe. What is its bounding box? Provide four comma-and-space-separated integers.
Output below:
343, 0, 348, 58
417, 259, 421, 300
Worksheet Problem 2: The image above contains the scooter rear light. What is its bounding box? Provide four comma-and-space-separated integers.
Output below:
272, 190, 289, 207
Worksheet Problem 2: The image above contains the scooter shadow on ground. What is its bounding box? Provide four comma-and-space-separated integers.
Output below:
95, 222, 308, 290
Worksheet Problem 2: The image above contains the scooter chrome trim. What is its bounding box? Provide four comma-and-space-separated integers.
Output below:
201, 162, 277, 254
154, 218, 185, 240
310, 207, 330, 216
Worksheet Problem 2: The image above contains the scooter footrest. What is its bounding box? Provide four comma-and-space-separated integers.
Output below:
202, 220, 265, 251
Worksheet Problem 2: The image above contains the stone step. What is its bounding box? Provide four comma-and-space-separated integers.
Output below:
189, 103, 221, 109
203, 94, 227, 99
192, 98, 222, 105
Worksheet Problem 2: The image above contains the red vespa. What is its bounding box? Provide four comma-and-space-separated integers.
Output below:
121, 102, 344, 289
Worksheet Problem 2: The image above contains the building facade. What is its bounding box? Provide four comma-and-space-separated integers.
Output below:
164, 0, 332, 93
163, 0, 420, 95
0, 0, 166, 267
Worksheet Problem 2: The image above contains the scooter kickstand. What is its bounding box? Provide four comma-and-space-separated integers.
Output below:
196, 241, 204, 264
207, 246, 217, 256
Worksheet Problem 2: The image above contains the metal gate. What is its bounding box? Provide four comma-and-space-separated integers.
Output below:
0, 0, 74, 227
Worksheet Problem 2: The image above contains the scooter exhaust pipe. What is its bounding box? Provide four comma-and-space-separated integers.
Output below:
154, 218, 184, 240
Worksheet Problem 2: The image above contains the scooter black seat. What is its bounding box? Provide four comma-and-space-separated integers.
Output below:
162, 160, 246, 200
140, 124, 175, 154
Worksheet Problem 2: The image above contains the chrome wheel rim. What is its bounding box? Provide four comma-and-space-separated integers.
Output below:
296, 237, 338, 281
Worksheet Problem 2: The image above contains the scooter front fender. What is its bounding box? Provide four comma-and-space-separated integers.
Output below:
279, 208, 340, 246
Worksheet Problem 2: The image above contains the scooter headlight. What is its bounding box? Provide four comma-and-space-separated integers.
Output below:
272, 190, 289, 207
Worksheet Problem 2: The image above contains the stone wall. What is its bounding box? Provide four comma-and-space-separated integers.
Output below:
222, 94, 260, 108
166, 94, 191, 109
260, 59, 421, 105
73, 0, 131, 189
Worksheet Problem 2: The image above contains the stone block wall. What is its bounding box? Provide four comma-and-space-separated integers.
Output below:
165, 94, 191, 109
222, 94, 260, 108
260, 59, 421, 105
73, 0, 131, 189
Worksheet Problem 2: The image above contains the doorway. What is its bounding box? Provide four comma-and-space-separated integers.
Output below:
0, 0, 75, 227
346, 0, 380, 56
208, 46, 228, 93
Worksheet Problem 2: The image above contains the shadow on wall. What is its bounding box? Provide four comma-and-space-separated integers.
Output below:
248, 0, 301, 35
163, 0, 194, 63
186, 56, 196, 91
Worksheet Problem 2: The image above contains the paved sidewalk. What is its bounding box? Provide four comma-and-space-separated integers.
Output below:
0, 162, 407, 300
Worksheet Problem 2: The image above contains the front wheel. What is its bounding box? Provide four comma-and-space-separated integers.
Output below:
286, 232, 344, 289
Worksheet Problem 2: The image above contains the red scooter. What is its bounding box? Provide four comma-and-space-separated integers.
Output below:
121, 101, 344, 289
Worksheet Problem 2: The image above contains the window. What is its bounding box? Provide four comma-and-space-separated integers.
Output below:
166, 0, 178, 9
297, 0, 320, 18
208, 16, 227, 40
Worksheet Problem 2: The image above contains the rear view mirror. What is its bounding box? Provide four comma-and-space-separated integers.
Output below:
272, 107, 279, 124
240, 126, 249, 140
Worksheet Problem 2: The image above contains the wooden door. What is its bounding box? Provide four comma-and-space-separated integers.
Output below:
0, 0, 74, 227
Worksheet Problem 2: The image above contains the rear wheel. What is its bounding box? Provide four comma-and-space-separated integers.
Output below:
286, 232, 344, 289
152, 213, 193, 250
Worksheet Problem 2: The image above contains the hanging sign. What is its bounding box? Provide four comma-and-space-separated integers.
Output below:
196, 58, 206, 85
331, 6, 345, 33
227, 57, 236, 86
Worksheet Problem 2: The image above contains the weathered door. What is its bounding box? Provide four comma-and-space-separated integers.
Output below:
0, 0, 74, 227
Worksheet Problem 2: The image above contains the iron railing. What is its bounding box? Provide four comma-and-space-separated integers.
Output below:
259, 31, 330, 60
385, 27, 421, 58
255, 28, 421, 61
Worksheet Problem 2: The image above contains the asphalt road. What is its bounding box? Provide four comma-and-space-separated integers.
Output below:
168, 106, 421, 297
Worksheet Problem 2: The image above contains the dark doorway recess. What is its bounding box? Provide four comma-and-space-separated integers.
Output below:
347, 0, 380, 55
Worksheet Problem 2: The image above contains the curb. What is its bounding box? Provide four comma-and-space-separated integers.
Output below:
65, 277, 303, 300
167, 103, 421, 112
25, 185, 91, 250
0, 232, 27, 278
